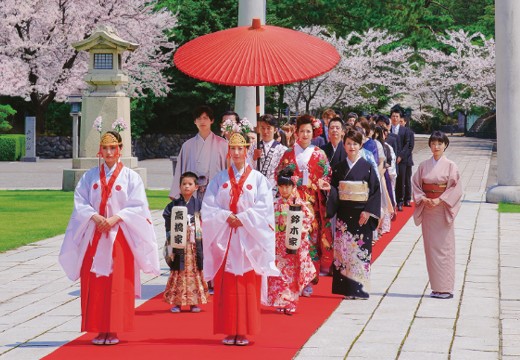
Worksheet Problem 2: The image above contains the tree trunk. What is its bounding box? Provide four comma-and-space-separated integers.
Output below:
30, 91, 56, 135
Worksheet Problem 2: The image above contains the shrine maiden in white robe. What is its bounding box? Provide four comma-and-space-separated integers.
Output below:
201, 164, 280, 280
59, 164, 160, 297
169, 132, 228, 199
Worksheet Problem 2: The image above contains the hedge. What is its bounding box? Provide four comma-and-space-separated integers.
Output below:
0, 135, 26, 161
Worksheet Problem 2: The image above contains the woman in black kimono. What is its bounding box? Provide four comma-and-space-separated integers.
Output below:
320, 129, 381, 299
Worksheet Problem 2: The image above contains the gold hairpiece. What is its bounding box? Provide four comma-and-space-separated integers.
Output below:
100, 133, 121, 146
228, 132, 249, 147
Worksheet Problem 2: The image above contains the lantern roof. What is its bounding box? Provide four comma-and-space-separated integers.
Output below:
72, 25, 138, 52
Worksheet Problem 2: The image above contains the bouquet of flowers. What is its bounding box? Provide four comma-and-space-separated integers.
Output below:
112, 117, 128, 133
311, 117, 323, 139
221, 117, 253, 137
93, 116, 103, 133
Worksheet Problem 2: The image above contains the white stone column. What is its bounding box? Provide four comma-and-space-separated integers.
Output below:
487, 0, 520, 203
235, 0, 266, 126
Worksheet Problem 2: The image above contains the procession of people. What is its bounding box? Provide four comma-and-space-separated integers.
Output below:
59, 104, 462, 346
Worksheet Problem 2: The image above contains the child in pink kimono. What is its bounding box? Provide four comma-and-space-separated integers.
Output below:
267, 167, 316, 314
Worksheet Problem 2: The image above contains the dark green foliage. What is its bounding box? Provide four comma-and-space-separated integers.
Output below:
45, 102, 72, 136
0, 104, 16, 133
0, 135, 26, 161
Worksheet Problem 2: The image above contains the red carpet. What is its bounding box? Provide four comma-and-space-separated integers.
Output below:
44, 206, 414, 360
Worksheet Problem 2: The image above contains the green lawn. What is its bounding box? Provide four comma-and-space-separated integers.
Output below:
498, 202, 520, 213
0, 189, 170, 252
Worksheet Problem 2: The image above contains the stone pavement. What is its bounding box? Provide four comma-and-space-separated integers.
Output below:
0, 157, 174, 190
1, 137, 519, 359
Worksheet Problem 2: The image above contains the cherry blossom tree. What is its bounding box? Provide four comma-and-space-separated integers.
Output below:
0, 0, 177, 133
284, 27, 412, 114
408, 29, 495, 124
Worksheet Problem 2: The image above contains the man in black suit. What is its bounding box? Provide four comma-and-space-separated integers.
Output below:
390, 107, 414, 211
321, 117, 347, 169
400, 115, 415, 207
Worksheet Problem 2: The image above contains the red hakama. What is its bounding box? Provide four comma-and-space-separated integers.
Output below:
213, 265, 261, 336
80, 229, 135, 332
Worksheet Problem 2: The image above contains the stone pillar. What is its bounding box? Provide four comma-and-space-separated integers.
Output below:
72, 113, 79, 159
21, 116, 39, 162
235, 0, 266, 126
487, 0, 520, 203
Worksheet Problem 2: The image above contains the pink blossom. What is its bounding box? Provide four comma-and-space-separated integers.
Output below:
93, 116, 103, 133
0, 0, 177, 105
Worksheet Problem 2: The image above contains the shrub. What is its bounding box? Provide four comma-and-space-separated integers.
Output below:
0, 104, 16, 133
0, 135, 26, 161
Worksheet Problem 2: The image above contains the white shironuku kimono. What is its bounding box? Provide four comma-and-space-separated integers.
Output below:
169, 132, 228, 199
59, 164, 160, 298
201, 165, 280, 282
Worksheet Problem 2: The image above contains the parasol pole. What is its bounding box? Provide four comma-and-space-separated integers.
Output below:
256, 85, 262, 170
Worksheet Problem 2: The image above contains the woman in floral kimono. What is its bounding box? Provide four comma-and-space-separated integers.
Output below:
412, 131, 462, 299
267, 167, 316, 314
276, 115, 332, 296
321, 129, 381, 299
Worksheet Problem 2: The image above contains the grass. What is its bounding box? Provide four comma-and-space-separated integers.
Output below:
0, 189, 170, 252
498, 202, 520, 213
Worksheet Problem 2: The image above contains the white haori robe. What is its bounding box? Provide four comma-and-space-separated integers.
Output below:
201, 165, 280, 281
59, 164, 160, 298
169, 132, 228, 199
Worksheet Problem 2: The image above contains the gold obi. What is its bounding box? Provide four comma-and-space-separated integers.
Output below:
338, 180, 369, 202
422, 183, 447, 199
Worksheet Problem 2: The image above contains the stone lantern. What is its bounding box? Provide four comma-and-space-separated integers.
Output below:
62, 25, 146, 190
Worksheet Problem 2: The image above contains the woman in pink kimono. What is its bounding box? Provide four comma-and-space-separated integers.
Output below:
412, 131, 462, 299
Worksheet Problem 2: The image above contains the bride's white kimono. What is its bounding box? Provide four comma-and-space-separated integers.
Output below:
59, 164, 160, 298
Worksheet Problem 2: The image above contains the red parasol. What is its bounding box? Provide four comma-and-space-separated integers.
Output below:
174, 18, 340, 167
174, 18, 340, 87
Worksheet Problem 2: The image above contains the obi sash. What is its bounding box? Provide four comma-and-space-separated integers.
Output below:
422, 182, 447, 199
338, 180, 369, 202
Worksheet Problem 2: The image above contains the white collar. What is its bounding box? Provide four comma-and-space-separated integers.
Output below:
103, 162, 118, 176
231, 163, 246, 177
346, 154, 361, 169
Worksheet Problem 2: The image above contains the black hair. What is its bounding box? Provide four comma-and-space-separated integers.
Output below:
373, 126, 385, 146
179, 171, 199, 185
277, 166, 295, 186
259, 114, 278, 128
296, 114, 313, 131
343, 128, 363, 145
428, 131, 450, 149
375, 114, 390, 126
328, 116, 345, 131
390, 104, 404, 118
193, 105, 215, 120
222, 111, 240, 122
347, 112, 358, 120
